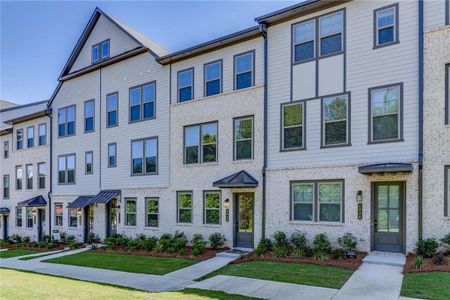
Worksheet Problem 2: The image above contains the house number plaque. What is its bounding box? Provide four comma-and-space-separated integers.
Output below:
357, 203, 363, 220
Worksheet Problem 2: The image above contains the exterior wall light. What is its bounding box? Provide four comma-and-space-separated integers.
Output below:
356, 191, 363, 202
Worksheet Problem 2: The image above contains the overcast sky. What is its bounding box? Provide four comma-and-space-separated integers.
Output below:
1, 0, 296, 105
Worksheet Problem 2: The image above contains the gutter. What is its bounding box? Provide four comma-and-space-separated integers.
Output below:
260, 23, 268, 239
418, 0, 424, 240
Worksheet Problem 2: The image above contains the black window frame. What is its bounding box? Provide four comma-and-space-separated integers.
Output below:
54, 203, 63, 227
373, 3, 399, 49
38, 123, 47, 146
27, 126, 34, 148
145, 197, 159, 228
16, 129, 23, 150
26, 207, 33, 228
58, 154, 76, 185
106, 92, 119, 127
203, 190, 221, 225
125, 198, 137, 227
26, 163, 33, 190
85, 151, 93, 175
368, 82, 404, 144
38, 162, 45, 189
281, 101, 306, 151
233, 115, 254, 161
234, 50, 255, 90
290, 179, 345, 223
58, 105, 76, 138
292, 19, 316, 63
16, 207, 22, 227
84, 99, 95, 133
446, 64, 449, 125
15, 165, 22, 190
92, 39, 110, 64
68, 208, 77, 228
184, 122, 218, 165
129, 81, 156, 123
321, 93, 351, 148
446, 0, 450, 26
204, 60, 223, 97
177, 68, 194, 102
108, 143, 117, 168
131, 137, 158, 176
3, 175, 10, 199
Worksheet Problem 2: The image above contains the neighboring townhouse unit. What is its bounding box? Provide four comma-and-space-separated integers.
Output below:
48, 8, 170, 242
260, 0, 420, 253
422, 0, 450, 240
158, 27, 264, 247
0, 101, 50, 242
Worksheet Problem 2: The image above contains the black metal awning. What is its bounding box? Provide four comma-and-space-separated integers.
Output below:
17, 195, 47, 207
89, 190, 120, 204
67, 196, 94, 209
358, 163, 413, 174
213, 170, 259, 188
0, 207, 10, 214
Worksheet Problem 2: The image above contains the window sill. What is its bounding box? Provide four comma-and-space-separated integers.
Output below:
183, 162, 219, 167
122, 226, 137, 229
175, 223, 193, 227
289, 221, 344, 227
202, 224, 222, 228
143, 227, 160, 230
320, 143, 352, 149
233, 159, 254, 164
368, 138, 404, 145
280, 147, 307, 152
373, 40, 400, 50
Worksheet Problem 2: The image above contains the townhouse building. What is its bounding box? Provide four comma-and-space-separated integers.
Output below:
0, 101, 50, 241
1, 0, 449, 254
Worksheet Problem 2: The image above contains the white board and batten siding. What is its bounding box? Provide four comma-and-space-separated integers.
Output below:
70, 15, 140, 73
267, 0, 419, 170
169, 37, 264, 103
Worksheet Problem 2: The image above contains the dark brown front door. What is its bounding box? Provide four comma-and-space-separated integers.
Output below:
234, 193, 254, 248
373, 182, 404, 253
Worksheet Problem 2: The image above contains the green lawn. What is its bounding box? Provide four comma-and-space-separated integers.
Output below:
401, 272, 450, 300
198, 261, 353, 289
0, 268, 258, 299
0, 249, 37, 258
43, 251, 196, 275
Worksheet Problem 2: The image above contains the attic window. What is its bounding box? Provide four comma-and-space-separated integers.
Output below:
92, 39, 110, 64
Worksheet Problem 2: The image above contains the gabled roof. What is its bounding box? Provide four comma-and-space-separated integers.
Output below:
17, 195, 47, 207
0, 100, 48, 132
58, 7, 168, 80
213, 170, 259, 188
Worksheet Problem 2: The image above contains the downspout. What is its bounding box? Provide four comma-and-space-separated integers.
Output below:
259, 23, 268, 239
48, 109, 53, 236
418, 0, 424, 240
99, 68, 102, 190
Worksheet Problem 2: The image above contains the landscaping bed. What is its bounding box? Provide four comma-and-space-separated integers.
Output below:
231, 251, 366, 270
92, 246, 229, 262
0, 233, 83, 252
1, 244, 66, 252
404, 253, 449, 273
403, 234, 450, 273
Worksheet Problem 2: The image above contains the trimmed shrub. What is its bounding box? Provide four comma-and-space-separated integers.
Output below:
159, 233, 174, 252
290, 231, 307, 249
291, 248, 306, 259
337, 233, 358, 253
415, 238, 439, 258
174, 238, 188, 256
68, 242, 79, 249
104, 237, 118, 250
255, 238, 273, 256
272, 231, 291, 258
332, 248, 347, 260
143, 237, 158, 252
191, 234, 207, 257
313, 233, 332, 261
209, 233, 226, 249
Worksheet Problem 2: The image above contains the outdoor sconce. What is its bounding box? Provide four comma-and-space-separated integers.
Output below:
356, 191, 363, 202
224, 199, 230, 222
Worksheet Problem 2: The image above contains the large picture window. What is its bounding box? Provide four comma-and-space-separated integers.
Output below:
291, 180, 344, 223
125, 198, 137, 226
234, 116, 253, 160
131, 137, 157, 175
129, 82, 156, 122
234, 51, 254, 90
106, 92, 118, 127
55, 203, 63, 226
369, 83, 402, 143
374, 4, 398, 48
282, 102, 305, 150
322, 94, 349, 147
58, 154, 75, 184
184, 122, 217, 164
177, 191, 192, 223
58, 105, 76, 137
204, 60, 222, 97
178, 68, 194, 102
203, 191, 221, 225
293, 20, 315, 62
146, 197, 159, 227
84, 100, 95, 132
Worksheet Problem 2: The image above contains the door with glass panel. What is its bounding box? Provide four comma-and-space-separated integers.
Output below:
373, 182, 404, 252
109, 199, 119, 237
234, 193, 254, 248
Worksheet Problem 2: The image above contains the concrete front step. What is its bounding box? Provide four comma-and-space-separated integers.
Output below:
215, 248, 252, 259
363, 252, 406, 267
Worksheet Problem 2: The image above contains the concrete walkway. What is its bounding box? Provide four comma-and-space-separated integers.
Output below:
164, 256, 236, 281
189, 275, 338, 300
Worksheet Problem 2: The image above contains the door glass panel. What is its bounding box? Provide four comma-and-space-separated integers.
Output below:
389, 185, 400, 209
377, 185, 388, 208
378, 209, 389, 232
388, 209, 400, 232
238, 194, 253, 233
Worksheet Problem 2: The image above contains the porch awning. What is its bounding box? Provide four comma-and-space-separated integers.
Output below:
67, 196, 94, 209
213, 170, 259, 188
358, 163, 413, 174
17, 195, 47, 207
89, 190, 120, 204
0, 207, 10, 214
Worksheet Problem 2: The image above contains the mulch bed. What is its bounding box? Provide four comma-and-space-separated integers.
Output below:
230, 251, 367, 271
91, 246, 230, 262
0, 245, 67, 252
403, 253, 450, 273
